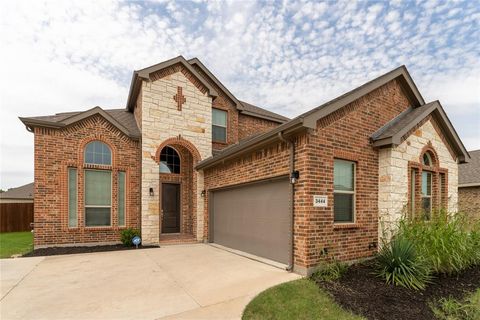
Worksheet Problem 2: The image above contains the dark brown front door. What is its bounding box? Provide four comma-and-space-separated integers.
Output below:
161, 183, 180, 233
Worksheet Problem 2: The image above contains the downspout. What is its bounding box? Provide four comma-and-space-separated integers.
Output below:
278, 132, 295, 272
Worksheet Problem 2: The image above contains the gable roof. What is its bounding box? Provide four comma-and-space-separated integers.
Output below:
371, 101, 469, 163
0, 182, 34, 200
196, 66, 463, 170
126, 56, 219, 111
187, 58, 289, 123
459, 150, 480, 187
20, 107, 141, 139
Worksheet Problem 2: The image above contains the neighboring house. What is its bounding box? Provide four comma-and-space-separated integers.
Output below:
0, 182, 34, 203
458, 149, 480, 218
20, 56, 469, 275
0, 182, 34, 232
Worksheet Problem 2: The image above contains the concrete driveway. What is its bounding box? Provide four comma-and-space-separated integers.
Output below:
0, 244, 299, 319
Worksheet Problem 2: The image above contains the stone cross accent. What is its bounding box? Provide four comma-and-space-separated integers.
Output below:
173, 86, 186, 111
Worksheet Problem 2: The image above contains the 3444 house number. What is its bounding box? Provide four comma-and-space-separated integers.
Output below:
313, 195, 328, 207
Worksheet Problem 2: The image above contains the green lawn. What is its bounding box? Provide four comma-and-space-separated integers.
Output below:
242, 279, 364, 320
0, 232, 33, 258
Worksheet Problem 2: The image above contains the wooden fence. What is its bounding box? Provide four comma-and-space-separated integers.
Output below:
0, 203, 34, 232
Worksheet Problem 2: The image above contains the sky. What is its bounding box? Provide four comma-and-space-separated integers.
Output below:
0, 0, 479, 190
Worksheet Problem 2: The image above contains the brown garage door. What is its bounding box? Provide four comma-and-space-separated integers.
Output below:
211, 177, 290, 264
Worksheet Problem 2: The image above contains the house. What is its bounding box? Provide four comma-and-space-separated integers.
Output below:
458, 149, 480, 218
0, 182, 34, 232
20, 56, 469, 275
0, 182, 34, 203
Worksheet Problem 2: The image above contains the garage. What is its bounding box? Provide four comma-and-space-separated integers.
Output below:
210, 177, 291, 265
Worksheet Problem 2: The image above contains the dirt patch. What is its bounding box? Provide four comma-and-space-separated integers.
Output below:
22, 244, 157, 257
317, 262, 480, 320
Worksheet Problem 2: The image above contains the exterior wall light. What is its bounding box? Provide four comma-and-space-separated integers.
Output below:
201, 190, 206, 197
149, 187, 154, 197
290, 170, 300, 184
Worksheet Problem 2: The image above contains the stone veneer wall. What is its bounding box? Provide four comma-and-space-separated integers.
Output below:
378, 119, 458, 242
140, 69, 212, 245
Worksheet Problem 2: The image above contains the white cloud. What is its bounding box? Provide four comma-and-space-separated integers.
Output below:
0, 0, 479, 189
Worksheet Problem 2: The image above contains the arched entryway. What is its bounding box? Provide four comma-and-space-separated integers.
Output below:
154, 137, 201, 243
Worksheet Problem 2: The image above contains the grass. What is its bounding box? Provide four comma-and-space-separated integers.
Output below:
431, 288, 480, 320
242, 279, 363, 320
0, 232, 33, 258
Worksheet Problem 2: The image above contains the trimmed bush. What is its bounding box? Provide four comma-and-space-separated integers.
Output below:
120, 228, 140, 247
376, 236, 432, 290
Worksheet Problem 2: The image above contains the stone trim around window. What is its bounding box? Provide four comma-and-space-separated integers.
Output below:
407, 144, 448, 218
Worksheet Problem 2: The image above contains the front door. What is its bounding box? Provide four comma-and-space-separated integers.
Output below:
161, 183, 180, 233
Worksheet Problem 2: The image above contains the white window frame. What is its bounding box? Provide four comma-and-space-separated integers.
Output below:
212, 108, 227, 143
84, 169, 112, 227
333, 159, 356, 223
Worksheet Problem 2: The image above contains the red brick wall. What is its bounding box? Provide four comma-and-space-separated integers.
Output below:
203, 79, 411, 272
33, 114, 141, 246
238, 114, 281, 141
459, 186, 480, 220
191, 64, 282, 151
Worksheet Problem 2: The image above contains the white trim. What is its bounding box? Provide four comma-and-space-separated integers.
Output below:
459, 183, 480, 188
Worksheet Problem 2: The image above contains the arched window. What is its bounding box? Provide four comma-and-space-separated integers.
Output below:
422, 152, 433, 166
159, 146, 180, 174
84, 141, 112, 165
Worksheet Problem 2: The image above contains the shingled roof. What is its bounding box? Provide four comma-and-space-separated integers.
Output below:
0, 182, 34, 200
196, 65, 469, 170
371, 101, 469, 163
20, 107, 141, 140
459, 149, 480, 187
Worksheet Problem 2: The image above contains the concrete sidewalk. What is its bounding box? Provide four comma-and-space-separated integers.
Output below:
0, 244, 299, 319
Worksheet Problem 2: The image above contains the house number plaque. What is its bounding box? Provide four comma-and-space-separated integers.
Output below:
313, 195, 328, 207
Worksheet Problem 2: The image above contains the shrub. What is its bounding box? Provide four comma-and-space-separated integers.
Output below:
376, 236, 432, 290
120, 228, 140, 247
398, 212, 480, 275
430, 289, 480, 320
311, 261, 349, 282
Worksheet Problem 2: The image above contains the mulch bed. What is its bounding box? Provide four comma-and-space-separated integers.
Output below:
317, 262, 480, 320
23, 244, 157, 257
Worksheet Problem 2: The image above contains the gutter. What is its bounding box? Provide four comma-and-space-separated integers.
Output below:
278, 131, 296, 272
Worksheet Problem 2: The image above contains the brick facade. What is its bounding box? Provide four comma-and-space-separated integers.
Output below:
238, 114, 280, 140
459, 187, 480, 220
202, 79, 435, 275
33, 115, 141, 247
26, 59, 463, 277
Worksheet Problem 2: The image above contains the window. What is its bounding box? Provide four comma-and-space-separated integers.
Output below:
410, 169, 416, 214
85, 170, 111, 226
439, 173, 446, 209
212, 109, 227, 143
422, 152, 432, 166
68, 168, 77, 227
84, 141, 112, 165
421, 171, 432, 219
334, 159, 355, 222
159, 146, 180, 174
118, 171, 126, 226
